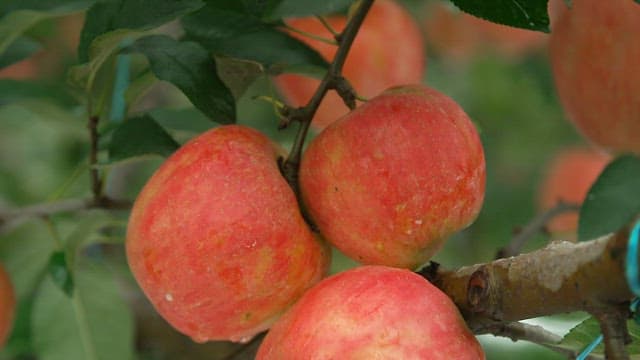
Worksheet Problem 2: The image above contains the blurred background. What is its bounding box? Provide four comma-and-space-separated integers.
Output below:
0, 0, 596, 359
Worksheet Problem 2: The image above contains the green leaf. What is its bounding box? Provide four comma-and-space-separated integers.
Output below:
215, 56, 265, 99
150, 107, 216, 134
78, 0, 205, 62
0, 0, 93, 15
0, 2, 91, 58
124, 70, 157, 109
182, 2, 328, 74
127, 35, 236, 123
265, 0, 352, 19
68, 29, 145, 92
47, 251, 74, 297
63, 212, 120, 266
108, 114, 180, 162
578, 155, 640, 241
0, 80, 76, 106
0, 36, 41, 68
0, 222, 56, 299
241, 0, 281, 18
449, 0, 550, 32
32, 260, 135, 360
556, 316, 640, 357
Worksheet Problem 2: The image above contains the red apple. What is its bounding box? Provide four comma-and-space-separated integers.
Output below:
549, 0, 640, 154
275, 0, 425, 130
0, 58, 38, 80
299, 84, 485, 269
126, 125, 330, 343
257, 266, 485, 359
538, 147, 610, 233
0, 263, 15, 348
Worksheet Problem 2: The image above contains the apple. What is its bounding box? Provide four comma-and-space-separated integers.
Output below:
257, 265, 485, 359
423, 2, 547, 62
549, 0, 640, 154
274, 0, 425, 130
299, 84, 485, 269
0, 263, 15, 348
126, 125, 330, 343
0, 58, 38, 80
538, 147, 610, 233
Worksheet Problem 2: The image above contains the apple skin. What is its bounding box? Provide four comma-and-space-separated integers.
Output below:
423, 2, 547, 63
538, 147, 610, 233
0, 58, 38, 80
126, 125, 330, 343
549, 0, 640, 154
256, 266, 485, 360
0, 263, 15, 348
275, 0, 425, 130
299, 84, 485, 269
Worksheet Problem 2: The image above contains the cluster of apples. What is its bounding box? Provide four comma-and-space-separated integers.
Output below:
538, 0, 639, 233
126, 0, 487, 357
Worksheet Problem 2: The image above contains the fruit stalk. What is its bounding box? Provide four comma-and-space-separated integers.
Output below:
281, 0, 374, 189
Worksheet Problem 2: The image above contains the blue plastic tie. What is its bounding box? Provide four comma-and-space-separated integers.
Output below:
626, 221, 640, 297
577, 221, 640, 359
576, 334, 603, 360
109, 38, 134, 123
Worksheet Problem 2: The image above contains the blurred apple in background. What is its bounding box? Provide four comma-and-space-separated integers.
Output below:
423, 2, 548, 63
538, 147, 610, 234
549, 0, 640, 154
0, 263, 15, 348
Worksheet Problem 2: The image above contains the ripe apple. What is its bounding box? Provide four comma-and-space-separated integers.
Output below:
274, 0, 425, 130
256, 266, 485, 359
0, 263, 15, 348
423, 2, 547, 62
538, 147, 610, 233
126, 125, 330, 343
549, 0, 640, 154
0, 58, 38, 80
299, 84, 485, 269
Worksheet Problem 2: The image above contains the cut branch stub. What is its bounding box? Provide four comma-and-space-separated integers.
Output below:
467, 266, 490, 313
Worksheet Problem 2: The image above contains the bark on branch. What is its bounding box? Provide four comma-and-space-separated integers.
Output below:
429, 228, 633, 323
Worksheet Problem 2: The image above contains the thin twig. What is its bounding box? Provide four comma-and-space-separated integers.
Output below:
593, 307, 631, 360
88, 115, 103, 201
0, 197, 132, 235
496, 201, 580, 259
282, 23, 338, 45
315, 15, 340, 38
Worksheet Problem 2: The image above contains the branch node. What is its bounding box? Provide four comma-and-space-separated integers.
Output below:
333, 75, 357, 110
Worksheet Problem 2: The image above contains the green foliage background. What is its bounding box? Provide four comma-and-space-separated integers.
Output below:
0, 0, 633, 359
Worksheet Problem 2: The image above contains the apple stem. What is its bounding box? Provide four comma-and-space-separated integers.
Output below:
281, 0, 374, 193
